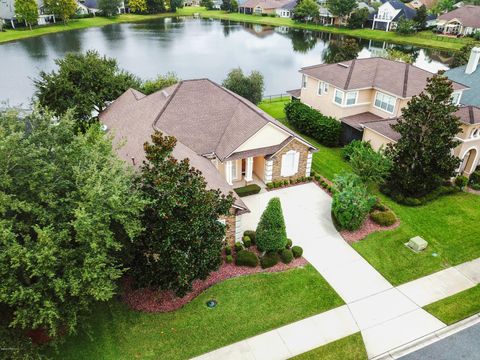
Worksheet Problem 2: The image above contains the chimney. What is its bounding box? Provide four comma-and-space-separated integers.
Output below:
465, 47, 480, 75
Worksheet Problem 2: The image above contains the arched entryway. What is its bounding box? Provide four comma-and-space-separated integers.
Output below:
459, 148, 479, 175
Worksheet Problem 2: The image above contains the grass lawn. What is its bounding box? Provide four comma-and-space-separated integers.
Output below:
424, 284, 480, 325
2, 8, 478, 50
290, 333, 367, 360
260, 98, 480, 286
50, 265, 344, 360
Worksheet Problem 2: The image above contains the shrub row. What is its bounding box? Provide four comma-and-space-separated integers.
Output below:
234, 184, 261, 197
469, 169, 480, 190
266, 176, 312, 190
381, 184, 459, 206
285, 101, 341, 147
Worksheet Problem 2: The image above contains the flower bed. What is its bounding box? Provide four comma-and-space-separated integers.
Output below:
340, 216, 400, 243
122, 253, 307, 313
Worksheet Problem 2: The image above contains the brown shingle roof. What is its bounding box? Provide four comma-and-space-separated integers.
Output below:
300, 58, 467, 98
341, 112, 385, 131
242, 0, 291, 9
438, 6, 480, 28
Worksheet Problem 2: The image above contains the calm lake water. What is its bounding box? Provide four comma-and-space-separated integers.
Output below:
0, 17, 455, 106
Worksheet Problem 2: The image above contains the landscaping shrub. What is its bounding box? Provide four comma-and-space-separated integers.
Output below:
292, 246, 303, 258
284, 101, 341, 147
349, 144, 392, 185
234, 184, 261, 197
260, 252, 279, 269
469, 170, 480, 190
332, 173, 376, 231
243, 235, 252, 248
225, 245, 232, 255
244, 230, 256, 244
266, 182, 274, 190
455, 175, 468, 190
370, 210, 397, 227
280, 249, 294, 264
382, 184, 459, 206
342, 140, 371, 161
371, 198, 387, 212
234, 241, 244, 252
286, 238, 293, 249
235, 250, 259, 267
256, 197, 288, 252
226, 255, 233, 263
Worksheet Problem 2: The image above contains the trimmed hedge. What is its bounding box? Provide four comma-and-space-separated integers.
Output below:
285, 101, 341, 147
256, 197, 288, 252
370, 210, 397, 227
292, 246, 303, 258
280, 249, 294, 264
243, 235, 252, 248
234, 184, 261, 197
260, 252, 279, 269
244, 230, 256, 244
235, 250, 258, 267
234, 242, 243, 252
382, 184, 459, 206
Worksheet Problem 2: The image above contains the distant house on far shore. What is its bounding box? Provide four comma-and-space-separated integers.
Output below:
436, 5, 480, 36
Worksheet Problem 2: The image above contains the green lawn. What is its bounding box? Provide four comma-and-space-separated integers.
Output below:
290, 333, 367, 360
2, 8, 478, 50
424, 284, 480, 325
260, 98, 480, 286
50, 265, 344, 360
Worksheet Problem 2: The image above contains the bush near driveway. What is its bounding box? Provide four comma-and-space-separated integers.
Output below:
256, 197, 288, 252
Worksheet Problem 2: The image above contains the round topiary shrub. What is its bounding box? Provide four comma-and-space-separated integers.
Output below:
260, 252, 279, 269
292, 246, 303, 258
279, 249, 294, 264
235, 250, 258, 267
256, 197, 288, 252
370, 210, 397, 227
225, 245, 232, 256
226, 255, 233, 264
243, 236, 251, 248
286, 239, 293, 249
234, 242, 243, 252
243, 230, 256, 245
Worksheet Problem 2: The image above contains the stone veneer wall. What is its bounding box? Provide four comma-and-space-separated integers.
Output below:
270, 139, 311, 182
220, 210, 237, 247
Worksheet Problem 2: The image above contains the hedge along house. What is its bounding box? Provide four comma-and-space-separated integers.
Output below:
288, 58, 468, 145
362, 106, 480, 176
100, 79, 316, 245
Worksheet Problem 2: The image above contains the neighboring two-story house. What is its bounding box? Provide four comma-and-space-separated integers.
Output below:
446, 47, 480, 107
436, 5, 480, 36
100, 79, 316, 245
371, 0, 435, 31
0, 0, 54, 28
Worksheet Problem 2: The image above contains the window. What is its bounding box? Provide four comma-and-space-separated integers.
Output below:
374, 91, 396, 114
302, 74, 307, 88
318, 81, 328, 95
451, 92, 461, 105
334, 89, 344, 105
281, 150, 299, 177
345, 91, 358, 106
231, 160, 238, 180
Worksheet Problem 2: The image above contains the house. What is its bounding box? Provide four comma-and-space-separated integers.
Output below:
362, 106, 480, 176
239, 0, 292, 15
406, 0, 437, 10
371, 0, 435, 31
79, 0, 126, 14
436, 5, 480, 36
289, 57, 467, 144
100, 79, 316, 245
0, 0, 54, 28
445, 47, 480, 107
275, 0, 296, 18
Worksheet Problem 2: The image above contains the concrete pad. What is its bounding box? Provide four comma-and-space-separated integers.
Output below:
348, 288, 418, 330
246, 330, 292, 360
320, 258, 392, 303
309, 305, 359, 343
362, 309, 446, 359
277, 317, 326, 357
397, 267, 476, 307
198, 340, 255, 360
455, 257, 480, 284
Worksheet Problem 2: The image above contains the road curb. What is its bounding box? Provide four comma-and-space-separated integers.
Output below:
370, 313, 480, 359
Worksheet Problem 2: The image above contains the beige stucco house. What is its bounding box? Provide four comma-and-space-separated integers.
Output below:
100, 79, 316, 245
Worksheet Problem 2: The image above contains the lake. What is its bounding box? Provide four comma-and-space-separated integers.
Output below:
0, 17, 455, 106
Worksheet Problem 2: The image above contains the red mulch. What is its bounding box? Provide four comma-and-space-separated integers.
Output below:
122, 252, 308, 313
340, 217, 400, 244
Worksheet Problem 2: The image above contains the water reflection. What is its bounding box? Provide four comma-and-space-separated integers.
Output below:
0, 17, 454, 105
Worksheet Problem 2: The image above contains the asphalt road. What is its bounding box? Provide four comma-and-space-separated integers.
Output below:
400, 323, 480, 360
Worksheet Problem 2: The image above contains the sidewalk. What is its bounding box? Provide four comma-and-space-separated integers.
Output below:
193, 185, 480, 360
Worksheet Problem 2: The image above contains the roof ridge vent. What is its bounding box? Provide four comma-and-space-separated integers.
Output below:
338, 63, 350, 68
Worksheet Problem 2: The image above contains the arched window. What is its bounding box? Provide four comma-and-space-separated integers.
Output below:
281, 150, 300, 177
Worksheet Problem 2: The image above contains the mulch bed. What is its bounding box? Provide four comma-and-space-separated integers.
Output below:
340, 217, 400, 244
122, 252, 307, 313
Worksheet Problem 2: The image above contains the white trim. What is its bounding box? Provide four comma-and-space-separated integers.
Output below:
334, 89, 345, 105
245, 156, 253, 181
264, 160, 273, 183
235, 215, 242, 242
225, 160, 233, 185
305, 152, 313, 177
345, 91, 359, 106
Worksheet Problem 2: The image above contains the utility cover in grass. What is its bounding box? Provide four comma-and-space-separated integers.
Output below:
256, 197, 288, 252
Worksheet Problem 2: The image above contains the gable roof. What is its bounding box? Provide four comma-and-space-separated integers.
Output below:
445, 64, 480, 107
300, 58, 467, 98
241, 0, 291, 10
438, 5, 480, 28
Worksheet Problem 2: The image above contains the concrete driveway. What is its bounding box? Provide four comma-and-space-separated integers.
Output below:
241, 183, 445, 358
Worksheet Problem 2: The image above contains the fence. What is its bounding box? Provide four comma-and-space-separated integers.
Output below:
262, 93, 292, 103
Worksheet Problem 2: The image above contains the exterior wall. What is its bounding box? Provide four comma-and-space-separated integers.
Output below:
299, 75, 405, 120
253, 155, 265, 179
270, 139, 310, 182
362, 128, 395, 151
220, 210, 237, 247
235, 123, 289, 153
